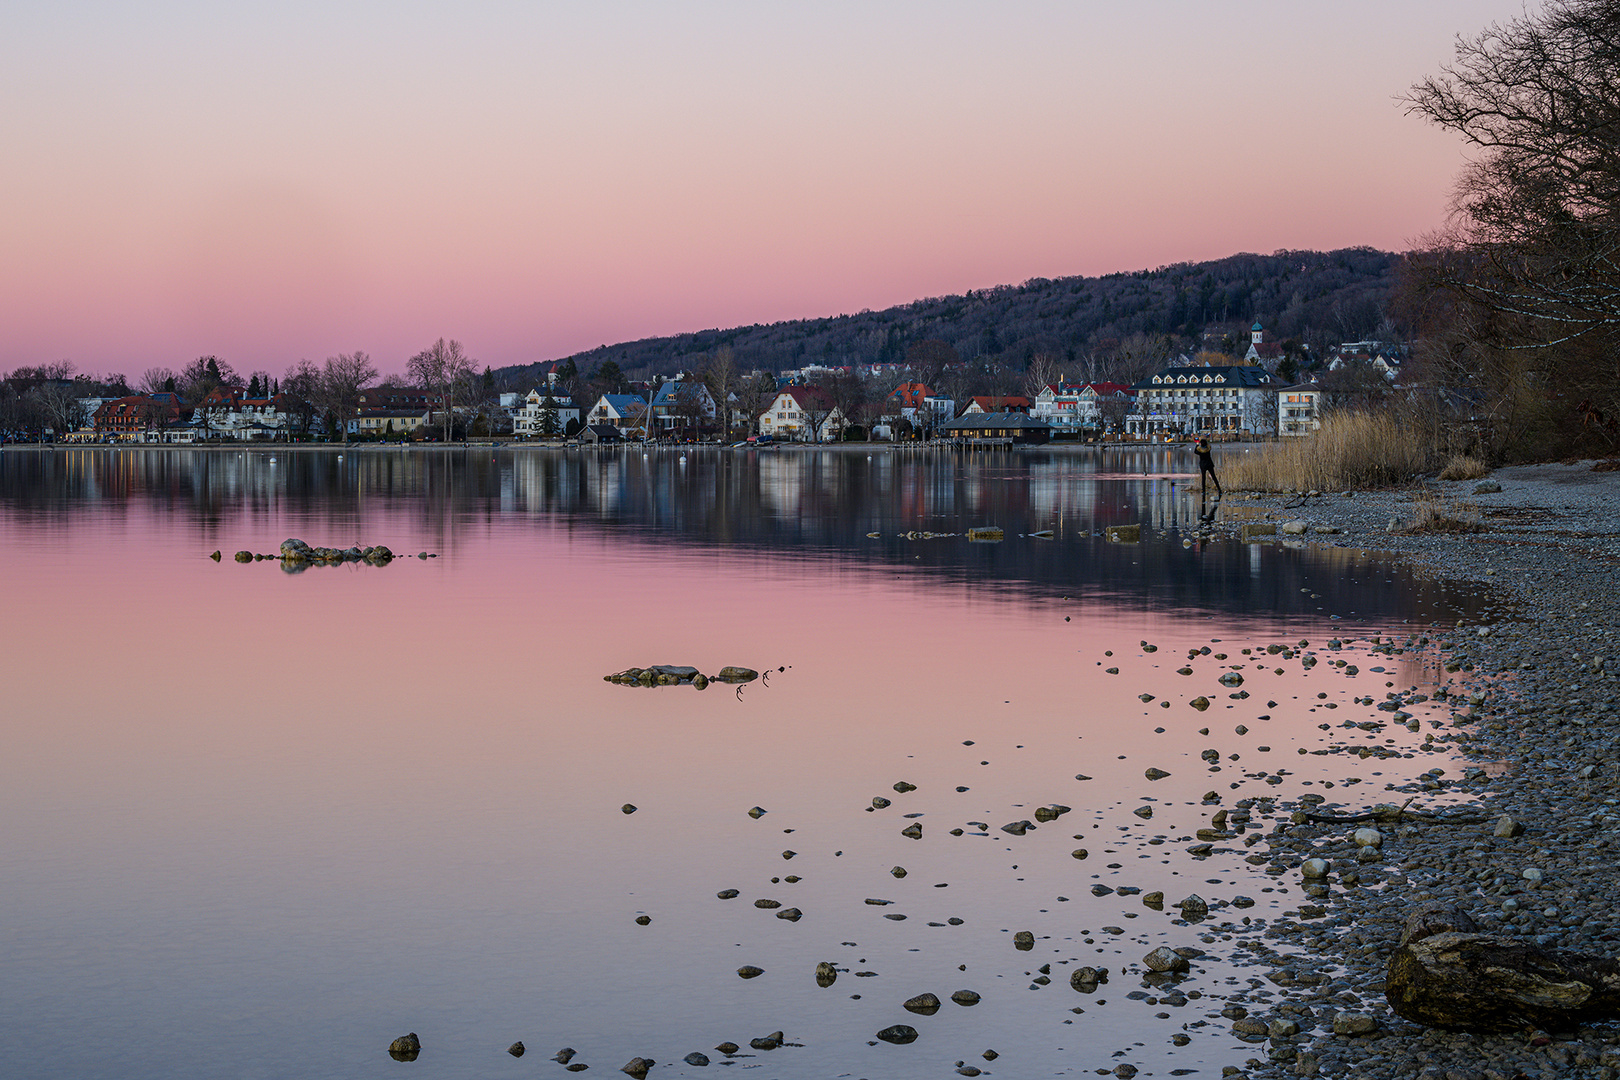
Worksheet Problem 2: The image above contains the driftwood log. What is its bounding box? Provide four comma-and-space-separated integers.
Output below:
1385, 903, 1620, 1031
1303, 797, 1488, 827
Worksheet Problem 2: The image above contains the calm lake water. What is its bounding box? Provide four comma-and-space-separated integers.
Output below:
0, 446, 1494, 1080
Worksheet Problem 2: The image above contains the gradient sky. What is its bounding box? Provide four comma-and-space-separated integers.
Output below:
2, 1, 1531, 380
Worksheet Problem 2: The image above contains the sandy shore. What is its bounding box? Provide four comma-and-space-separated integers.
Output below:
1220, 461, 1620, 1080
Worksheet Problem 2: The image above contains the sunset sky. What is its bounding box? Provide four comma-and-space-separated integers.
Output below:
2, 1, 1529, 380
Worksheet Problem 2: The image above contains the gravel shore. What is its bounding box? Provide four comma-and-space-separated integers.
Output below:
1216, 461, 1620, 1080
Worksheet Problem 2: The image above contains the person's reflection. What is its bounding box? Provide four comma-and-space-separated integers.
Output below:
1199, 490, 1219, 527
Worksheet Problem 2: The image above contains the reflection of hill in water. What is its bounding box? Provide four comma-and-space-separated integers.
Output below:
1, 446, 1490, 624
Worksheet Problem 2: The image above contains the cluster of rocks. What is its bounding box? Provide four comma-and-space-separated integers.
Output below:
213, 538, 397, 566
603, 665, 759, 689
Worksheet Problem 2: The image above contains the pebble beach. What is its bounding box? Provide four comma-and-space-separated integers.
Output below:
1219, 460, 1620, 1080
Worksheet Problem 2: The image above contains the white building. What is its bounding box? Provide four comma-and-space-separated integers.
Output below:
1277, 383, 1323, 437
1127, 362, 1283, 439
585, 393, 648, 437
513, 385, 581, 438
759, 386, 841, 442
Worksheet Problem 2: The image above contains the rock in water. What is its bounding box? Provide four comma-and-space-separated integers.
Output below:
1143, 946, 1189, 973
951, 989, 981, 1005
388, 1033, 421, 1061
737, 965, 765, 979
903, 993, 941, 1014
815, 961, 838, 987
875, 1024, 919, 1044
1013, 931, 1035, 950
1177, 894, 1209, 918
621, 1057, 655, 1077
716, 666, 758, 683
683, 1051, 710, 1066
508, 1042, 525, 1057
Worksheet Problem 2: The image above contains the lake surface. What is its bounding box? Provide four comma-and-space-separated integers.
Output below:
0, 446, 1495, 1080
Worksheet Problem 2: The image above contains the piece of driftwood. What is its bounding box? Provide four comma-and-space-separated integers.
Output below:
1385, 904, 1620, 1031
1304, 797, 1488, 826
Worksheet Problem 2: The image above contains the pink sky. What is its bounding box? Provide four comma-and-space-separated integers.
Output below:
1, 1, 1530, 380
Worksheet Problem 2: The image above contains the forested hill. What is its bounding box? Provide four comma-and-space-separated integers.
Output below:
499, 247, 1403, 383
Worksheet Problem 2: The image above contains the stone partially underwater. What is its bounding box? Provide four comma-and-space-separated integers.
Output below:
213, 538, 398, 569
605, 665, 759, 689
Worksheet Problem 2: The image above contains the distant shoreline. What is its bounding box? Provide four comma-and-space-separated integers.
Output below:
4, 438, 1216, 454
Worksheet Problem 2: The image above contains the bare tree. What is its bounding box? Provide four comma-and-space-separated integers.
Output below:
1023, 354, 1062, 399
671, 383, 709, 440
407, 338, 476, 442
140, 367, 177, 394
1098, 395, 1132, 435
1406, 0, 1620, 436
700, 347, 740, 439
906, 339, 958, 391
281, 359, 322, 440
792, 386, 835, 443
322, 351, 378, 444
1111, 333, 1179, 384
735, 372, 776, 436
817, 370, 866, 440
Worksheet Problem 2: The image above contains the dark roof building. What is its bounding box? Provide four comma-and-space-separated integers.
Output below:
1127, 361, 1284, 438
940, 412, 1052, 445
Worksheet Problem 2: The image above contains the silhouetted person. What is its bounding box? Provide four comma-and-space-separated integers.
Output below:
1195, 436, 1222, 496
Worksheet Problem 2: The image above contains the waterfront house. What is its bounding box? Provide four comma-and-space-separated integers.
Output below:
759, 386, 839, 442
94, 394, 188, 441
1031, 382, 1134, 435
649, 380, 717, 437
1277, 383, 1324, 436
962, 395, 1032, 416
586, 394, 650, 438
513, 384, 581, 438
1127, 360, 1283, 439
940, 412, 1051, 445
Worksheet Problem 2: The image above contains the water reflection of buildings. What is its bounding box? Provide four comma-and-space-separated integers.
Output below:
0, 446, 1491, 624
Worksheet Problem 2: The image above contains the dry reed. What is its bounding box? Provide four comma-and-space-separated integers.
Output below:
1437, 455, 1491, 482
1220, 411, 1436, 492
1401, 490, 1486, 534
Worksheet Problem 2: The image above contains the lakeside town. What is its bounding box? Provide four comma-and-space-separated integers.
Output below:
3, 323, 1399, 448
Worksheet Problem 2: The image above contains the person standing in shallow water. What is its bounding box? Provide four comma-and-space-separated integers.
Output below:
1195, 436, 1222, 496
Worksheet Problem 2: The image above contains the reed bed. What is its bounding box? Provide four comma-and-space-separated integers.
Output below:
1221, 411, 1436, 492
1401, 490, 1486, 534
1437, 454, 1491, 482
